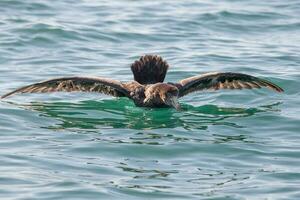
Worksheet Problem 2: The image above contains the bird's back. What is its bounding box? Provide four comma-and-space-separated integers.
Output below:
130, 55, 169, 84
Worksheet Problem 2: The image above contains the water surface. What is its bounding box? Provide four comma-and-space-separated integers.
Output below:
0, 0, 300, 199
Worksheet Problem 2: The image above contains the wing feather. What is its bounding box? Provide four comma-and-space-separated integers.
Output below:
177, 72, 283, 97
1, 77, 130, 99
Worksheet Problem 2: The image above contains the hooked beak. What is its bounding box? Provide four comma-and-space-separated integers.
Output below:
167, 96, 181, 110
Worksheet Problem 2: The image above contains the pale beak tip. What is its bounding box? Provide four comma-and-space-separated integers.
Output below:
175, 105, 181, 111
171, 97, 181, 111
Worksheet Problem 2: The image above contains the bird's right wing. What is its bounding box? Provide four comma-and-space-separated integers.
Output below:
177, 72, 284, 97
1, 76, 130, 98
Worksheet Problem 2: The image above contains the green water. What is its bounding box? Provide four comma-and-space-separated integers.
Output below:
0, 0, 300, 199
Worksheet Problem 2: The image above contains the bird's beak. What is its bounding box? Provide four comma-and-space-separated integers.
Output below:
167, 96, 181, 110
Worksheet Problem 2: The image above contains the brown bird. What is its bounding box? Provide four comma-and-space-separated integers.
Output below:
1, 55, 283, 110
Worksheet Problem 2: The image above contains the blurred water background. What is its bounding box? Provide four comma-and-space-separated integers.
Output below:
0, 0, 300, 199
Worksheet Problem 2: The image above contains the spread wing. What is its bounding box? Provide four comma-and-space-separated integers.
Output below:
177, 72, 284, 97
1, 76, 130, 99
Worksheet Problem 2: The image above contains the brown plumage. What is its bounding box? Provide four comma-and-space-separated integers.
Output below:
131, 55, 169, 84
1, 55, 284, 109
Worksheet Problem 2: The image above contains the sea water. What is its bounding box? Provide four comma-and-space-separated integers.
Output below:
0, 0, 300, 199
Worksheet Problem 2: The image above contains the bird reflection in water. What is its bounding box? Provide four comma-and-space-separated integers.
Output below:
13, 99, 281, 131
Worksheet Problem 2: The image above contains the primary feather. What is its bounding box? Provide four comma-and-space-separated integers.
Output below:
1, 77, 129, 99
1, 55, 284, 110
177, 72, 283, 97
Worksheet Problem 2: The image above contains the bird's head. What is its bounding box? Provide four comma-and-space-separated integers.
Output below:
162, 85, 180, 110
144, 83, 180, 110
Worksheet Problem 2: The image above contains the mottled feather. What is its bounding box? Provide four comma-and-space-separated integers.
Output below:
1, 77, 129, 99
177, 72, 283, 97
1, 55, 284, 110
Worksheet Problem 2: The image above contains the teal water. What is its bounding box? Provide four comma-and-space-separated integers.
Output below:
0, 0, 300, 199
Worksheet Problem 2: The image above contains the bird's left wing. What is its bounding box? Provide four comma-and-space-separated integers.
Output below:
1, 76, 130, 99
176, 72, 283, 97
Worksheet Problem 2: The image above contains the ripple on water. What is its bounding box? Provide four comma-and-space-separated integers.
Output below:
0, 0, 300, 199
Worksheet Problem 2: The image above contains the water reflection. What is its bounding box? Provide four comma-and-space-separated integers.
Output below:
7, 99, 281, 131
3, 99, 283, 196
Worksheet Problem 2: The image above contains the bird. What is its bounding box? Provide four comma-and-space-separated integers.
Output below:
1, 55, 283, 110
